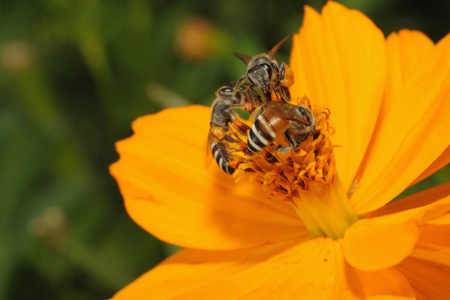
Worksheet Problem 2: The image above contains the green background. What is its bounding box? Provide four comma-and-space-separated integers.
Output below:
0, 0, 448, 299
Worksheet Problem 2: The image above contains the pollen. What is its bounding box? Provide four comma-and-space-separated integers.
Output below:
228, 96, 336, 202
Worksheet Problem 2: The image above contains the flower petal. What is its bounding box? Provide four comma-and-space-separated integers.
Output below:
344, 193, 450, 271
112, 238, 414, 299
110, 106, 306, 250
290, 2, 387, 191
351, 32, 450, 214
396, 222, 450, 299
343, 218, 420, 272
382, 30, 434, 108
349, 267, 415, 300
411, 146, 450, 186
367, 182, 450, 218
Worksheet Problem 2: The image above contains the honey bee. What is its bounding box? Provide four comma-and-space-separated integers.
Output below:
207, 78, 258, 174
247, 101, 315, 154
234, 35, 294, 102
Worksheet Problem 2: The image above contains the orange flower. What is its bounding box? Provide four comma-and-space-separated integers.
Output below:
110, 2, 450, 299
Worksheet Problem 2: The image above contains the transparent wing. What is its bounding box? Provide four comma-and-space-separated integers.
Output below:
203, 131, 213, 168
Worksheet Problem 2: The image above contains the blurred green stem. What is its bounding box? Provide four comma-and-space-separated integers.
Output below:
14, 64, 64, 135
76, 26, 121, 135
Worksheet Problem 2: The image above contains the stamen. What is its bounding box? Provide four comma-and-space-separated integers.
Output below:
225, 96, 360, 239
230, 96, 335, 199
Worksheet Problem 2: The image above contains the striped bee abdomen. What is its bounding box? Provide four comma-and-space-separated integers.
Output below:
211, 142, 235, 175
247, 114, 279, 154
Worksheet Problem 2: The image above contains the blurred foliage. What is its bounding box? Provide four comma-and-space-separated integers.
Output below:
0, 0, 448, 299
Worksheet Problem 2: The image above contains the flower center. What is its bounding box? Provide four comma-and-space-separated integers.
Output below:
227, 96, 360, 239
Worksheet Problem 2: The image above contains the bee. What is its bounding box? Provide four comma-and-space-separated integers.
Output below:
207, 78, 257, 174
247, 101, 315, 154
234, 35, 294, 103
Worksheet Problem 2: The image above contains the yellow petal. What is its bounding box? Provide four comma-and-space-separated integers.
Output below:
383, 30, 434, 110
411, 146, 450, 186
343, 218, 419, 272
349, 267, 415, 300
112, 238, 414, 299
290, 2, 387, 191
344, 194, 450, 271
425, 213, 450, 225
396, 222, 450, 299
110, 106, 306, 250
367, 182, 450, 218
351, 32, 450, 214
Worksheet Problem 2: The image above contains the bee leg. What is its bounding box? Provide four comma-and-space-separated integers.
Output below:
279, 62, 294, 87
254, 103, 266, 119
233, 75, 247, 92
275, 145, 294, 159
246, 88, 257, 112
275, 131, 302, 157
264, 151, 279, 164
276, 145, 293, 153
279, 62, 294, 103
275, 142, 302, 158
279, 86, 291, 103
262, 90, 272, 102
250, 89, 265, 110
230, 95, 247, 110
255, 92, 263, 107
285, 131, 301, 149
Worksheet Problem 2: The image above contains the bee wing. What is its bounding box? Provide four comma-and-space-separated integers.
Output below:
203, 132, 213, 168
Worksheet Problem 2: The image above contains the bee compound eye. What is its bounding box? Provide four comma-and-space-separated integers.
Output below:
219, 87, 233, 96
271, 63, 279, 73
258, 64, 272, 84
264, 63, 272, 74
297, 106, 306, 115
247, 74, 256, 85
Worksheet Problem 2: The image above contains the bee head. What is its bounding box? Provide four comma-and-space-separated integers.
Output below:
295, 105, 314, 126
217, 86, 234, 97
246, 56, 279, 90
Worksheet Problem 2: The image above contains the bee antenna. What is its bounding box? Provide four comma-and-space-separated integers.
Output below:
233, 75, 247, 96
233, 52, 253, 65
269, 81, 281, 101
269, 35, 290, 58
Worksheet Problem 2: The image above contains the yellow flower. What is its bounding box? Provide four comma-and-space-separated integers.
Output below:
110, 2, 450, 299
